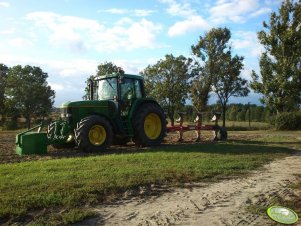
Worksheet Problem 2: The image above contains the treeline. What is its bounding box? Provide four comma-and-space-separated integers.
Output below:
182, 104, 270, 123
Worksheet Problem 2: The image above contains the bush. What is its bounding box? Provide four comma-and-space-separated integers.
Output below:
3, 120, 18, 130
274, 112, 301, 130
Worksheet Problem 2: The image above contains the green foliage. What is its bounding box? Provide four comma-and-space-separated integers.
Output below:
191, 27, 249, 128
96, 61, 119, 77
251, 0, 301, 113
275, 112, 301, 130
2, 119, 18, 130
191, 27, 231, 111
142, 54, 192, 125
0, 63, 9, 125
5, 65, 55, 129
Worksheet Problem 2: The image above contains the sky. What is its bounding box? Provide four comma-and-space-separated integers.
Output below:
0, 0, 283, 107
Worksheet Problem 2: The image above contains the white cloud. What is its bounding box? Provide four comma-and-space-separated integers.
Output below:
209, 0, 259, 24
232, 31, 264, 57
249, 7, 272, 18
0, 28, 15, 35
168, 15, 210, 37
8, 38, 32, 47
159, 0, 196, 18
26, 11, 163, 52
49, 83, 65, 91
127, 19, 162, 49
160, 0, 210, 37
0, 2, 9, 7
98, 8, 156, 17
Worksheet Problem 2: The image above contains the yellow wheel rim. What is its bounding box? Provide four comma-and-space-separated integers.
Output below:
88, 125, 106, 146
144, 113, 162, 140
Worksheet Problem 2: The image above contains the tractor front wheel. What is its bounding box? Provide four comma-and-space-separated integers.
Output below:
47, 121, 75, 149
75, 115, 113, 152
132, 103, 166, 146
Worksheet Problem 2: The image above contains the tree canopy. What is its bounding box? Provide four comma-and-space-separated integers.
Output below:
5, 65, 55, 128
141, 54, 192, 125
191, 27, 232, 112
251, 0, 301, 114
191, 27, 249, 127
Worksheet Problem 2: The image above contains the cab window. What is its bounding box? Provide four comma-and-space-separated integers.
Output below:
97, 78, 117, 100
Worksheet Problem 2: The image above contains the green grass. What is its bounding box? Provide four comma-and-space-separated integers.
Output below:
224, 121, 270, 130
1, 136, 298, 225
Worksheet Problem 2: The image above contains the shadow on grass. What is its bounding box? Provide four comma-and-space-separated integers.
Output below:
227, 139, 301, 149
44, 141, 297, 159
3, 139, 298, 164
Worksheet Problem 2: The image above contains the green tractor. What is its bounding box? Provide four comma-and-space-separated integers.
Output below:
16, 72, 167, 154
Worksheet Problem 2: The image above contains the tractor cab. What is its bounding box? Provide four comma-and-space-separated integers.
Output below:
91, 73, 145, 116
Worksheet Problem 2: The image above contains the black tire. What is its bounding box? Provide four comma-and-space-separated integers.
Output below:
132, 103, 167, 146
218, 127, 228, 141
74, 115, 113, 152
47, 122, 75, 149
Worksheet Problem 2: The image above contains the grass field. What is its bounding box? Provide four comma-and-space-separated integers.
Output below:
0, 130, 300, 225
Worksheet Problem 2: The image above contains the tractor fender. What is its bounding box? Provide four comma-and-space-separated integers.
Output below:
129, 98, 162, 120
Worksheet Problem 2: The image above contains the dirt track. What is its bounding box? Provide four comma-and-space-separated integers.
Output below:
84, 153, 301, 226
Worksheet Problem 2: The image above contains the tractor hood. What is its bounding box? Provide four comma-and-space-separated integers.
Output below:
60, 100, 118, 122
61, 100, 110, 108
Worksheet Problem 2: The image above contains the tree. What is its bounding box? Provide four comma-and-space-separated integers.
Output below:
213, 53, 249, 127
141, 54, 192, 126
251, 0, 301, 114
96, 61, 119, 78
0, 63, 9, 125
83, 61, 120, 100
5, 65, 55, 128
191, 28, 230, 111
192, 27, 249, 127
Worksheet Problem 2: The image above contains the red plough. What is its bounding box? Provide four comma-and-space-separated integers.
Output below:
167, 112, 227, 142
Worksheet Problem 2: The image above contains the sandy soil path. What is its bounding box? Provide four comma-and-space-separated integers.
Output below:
86, 152, 301, 226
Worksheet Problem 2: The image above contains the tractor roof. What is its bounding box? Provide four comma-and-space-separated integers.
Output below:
95, 73, 143, 81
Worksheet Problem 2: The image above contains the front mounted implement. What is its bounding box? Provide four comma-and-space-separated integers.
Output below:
16, 120, 73, 155
16, 124, 48, 155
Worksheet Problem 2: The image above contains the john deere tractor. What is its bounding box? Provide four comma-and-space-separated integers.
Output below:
16, 71, 167, 154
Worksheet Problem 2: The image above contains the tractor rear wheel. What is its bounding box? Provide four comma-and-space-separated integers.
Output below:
75, 115, 113, 152
132, 103, 166, 146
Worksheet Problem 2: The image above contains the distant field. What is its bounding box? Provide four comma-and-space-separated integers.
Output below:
0, 130, 300, 225
167, 120, 270, 131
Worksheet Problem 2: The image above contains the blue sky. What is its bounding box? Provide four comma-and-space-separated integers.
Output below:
0, 0, 282, 106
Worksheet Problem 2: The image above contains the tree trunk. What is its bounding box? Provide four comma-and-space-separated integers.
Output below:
26, 116, 31, 129
222, 104, 226, 128
170, 115, 174, 126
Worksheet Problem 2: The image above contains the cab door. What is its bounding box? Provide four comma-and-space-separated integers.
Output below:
119, 78, 143, 116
